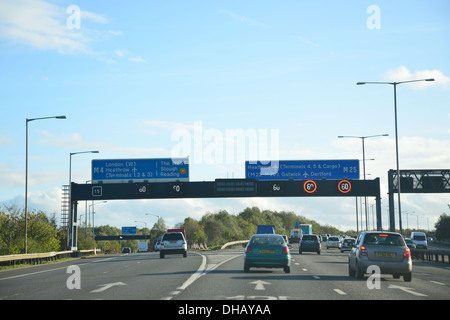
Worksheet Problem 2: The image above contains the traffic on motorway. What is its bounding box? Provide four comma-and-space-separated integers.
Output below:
0, 226, 449, 301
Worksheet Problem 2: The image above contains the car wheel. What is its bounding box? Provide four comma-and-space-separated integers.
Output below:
284, 266, 291, 273
348, 263, 355, 277
183, 251, 187, 258
299, 250, 302, 254
317, 250, 321, 255
403, 272, 412, 282
355, 262, 365, 279
244, 265, 250, 273
160, 252, 164, 259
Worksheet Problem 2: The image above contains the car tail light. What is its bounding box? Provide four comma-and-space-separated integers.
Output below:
404, 247, 411, 258
282, 246, 290, 254
359, 246, 368, 256
245, 245, 252, 254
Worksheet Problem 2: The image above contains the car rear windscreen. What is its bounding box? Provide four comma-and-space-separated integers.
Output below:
163, 233, 183, 240
363, 234, 404, 246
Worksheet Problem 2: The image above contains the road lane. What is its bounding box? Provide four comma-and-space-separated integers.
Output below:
175, 247, 450, 300
0, 251, 204, 300
0, 247, 448, 300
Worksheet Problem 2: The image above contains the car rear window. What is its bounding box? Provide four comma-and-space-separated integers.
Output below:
329, 237, 339, 241
363, 233, 404, 246
302, 235, 317, 240
251, 235, 284, 245
163, 233, 183, 241
413, 235, 426, 241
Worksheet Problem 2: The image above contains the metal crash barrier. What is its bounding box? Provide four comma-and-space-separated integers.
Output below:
0, 249, 98, 267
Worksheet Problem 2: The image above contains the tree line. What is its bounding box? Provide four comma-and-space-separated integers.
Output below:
1, 204, 450, 255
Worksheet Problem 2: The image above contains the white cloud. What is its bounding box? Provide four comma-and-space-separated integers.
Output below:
292, 35, 321, 48
0, 0, 110, 55
383, 66, 450, 90
219, 9, 268, 28
36, 130, 171, 157
129, 56, 146, 63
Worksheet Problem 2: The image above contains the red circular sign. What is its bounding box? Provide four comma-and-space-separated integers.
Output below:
338, 180, 352, 193
303, 180, 317, 193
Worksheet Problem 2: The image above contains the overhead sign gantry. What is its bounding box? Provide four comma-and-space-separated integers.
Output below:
68, 177, 382, 250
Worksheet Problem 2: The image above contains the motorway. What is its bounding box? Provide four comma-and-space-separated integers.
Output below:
0, 245, 449, 301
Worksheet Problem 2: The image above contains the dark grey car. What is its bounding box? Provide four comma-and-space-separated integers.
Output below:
299, 234, 321, 254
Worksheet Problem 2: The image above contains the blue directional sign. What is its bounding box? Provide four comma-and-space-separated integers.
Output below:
122, 226, 137, 235
92, 158, 189, 182
245, 160, 360, 180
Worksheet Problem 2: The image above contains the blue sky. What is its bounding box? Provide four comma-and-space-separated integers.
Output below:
1, 0, 449, 231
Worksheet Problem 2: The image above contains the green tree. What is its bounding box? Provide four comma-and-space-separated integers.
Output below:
435, 213, 450, 241
0, 205, 23, 255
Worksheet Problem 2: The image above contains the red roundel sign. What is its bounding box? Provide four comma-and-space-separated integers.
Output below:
303, 180, 317, 194
338, 180, 352, 194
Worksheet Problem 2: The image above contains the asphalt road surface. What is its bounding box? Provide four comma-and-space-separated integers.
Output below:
1, 245, 449, 301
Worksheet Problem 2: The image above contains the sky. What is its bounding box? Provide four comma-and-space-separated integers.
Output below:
0, 0, 449, 232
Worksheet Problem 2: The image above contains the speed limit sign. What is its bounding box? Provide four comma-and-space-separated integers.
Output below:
303, 180, 317, 194
338, 180, 352, 194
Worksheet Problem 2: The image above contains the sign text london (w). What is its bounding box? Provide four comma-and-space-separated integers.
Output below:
245, 160, 359, 181
91, 158, 189, 183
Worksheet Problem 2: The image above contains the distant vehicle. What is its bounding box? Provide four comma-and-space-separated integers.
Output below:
299, 234, 321, 254
257, 225, 275, 234
154, 238, 162, 251
327, 236, 341, 249
348, 231, 412, 282
122, 247, 131, 254
160, 231, 187, 258
298, 224, 312, 235
321, 234, 329, 242
340, 238, 356, 252
281, 235, 289, 245
289, 228, 303, 241
244, 234, 291, 273
404, 238, 416, 249
137, 241, 148, 252
410, 232, 428, 249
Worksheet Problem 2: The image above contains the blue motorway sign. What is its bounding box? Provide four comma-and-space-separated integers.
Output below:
92, 158, 189, 182
122, 226, 137, 235
245, 160, 359, 180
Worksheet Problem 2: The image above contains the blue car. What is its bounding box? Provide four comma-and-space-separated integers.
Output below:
244, 234, 291, 273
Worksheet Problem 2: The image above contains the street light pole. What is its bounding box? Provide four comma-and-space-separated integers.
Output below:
338, 134, 388, 231
25, 115, 66, 254
357, 78, 434, 234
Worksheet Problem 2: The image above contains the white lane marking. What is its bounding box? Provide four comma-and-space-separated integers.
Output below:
177, 254, 208, 290
0, 256, 120, 281
333, 289, 347, 295
388, 284, 428, 297
90, 282, 127, 293
249, 280, 271, 291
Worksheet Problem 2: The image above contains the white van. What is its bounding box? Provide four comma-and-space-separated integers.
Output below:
411, 232, 428, 249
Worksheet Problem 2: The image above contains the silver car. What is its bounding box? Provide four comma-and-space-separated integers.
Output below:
348, 231, 412, 282
327, 236, 341, 249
